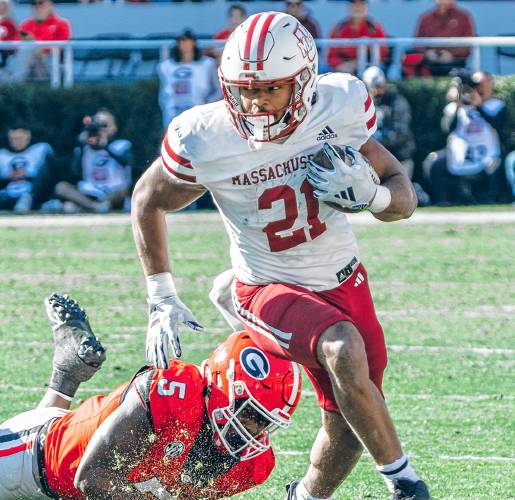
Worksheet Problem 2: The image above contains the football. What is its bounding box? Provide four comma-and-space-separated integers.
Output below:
310, 144, 380, 213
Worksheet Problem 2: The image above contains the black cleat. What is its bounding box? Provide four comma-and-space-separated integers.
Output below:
45, 293, 106, 396
284, 480, 299, 500
392, 479, 431, 500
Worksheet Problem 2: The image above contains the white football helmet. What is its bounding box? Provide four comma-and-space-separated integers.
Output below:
219, 12, 318, 142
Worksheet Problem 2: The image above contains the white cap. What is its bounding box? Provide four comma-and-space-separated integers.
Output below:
362, 66, 386, 89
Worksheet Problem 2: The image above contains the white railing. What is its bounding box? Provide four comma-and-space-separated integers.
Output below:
1, 36, 514, 88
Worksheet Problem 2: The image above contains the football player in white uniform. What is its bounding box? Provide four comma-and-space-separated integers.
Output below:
132, 12, 430, 500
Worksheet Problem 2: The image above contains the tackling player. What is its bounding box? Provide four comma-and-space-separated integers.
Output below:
131, 12, 431, 500
0, 294, 301, 499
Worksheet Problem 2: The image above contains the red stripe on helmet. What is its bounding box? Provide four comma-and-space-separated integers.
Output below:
366, 112, 377, 130
256, 13, 277, 71
364, 94, 372, 112
243, 14, 262, 71
163, 135, 192, 169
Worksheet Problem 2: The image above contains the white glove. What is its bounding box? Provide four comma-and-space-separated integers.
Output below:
146, 273, 203, 368
146, 272, 204, 368
307, 144, 379, 212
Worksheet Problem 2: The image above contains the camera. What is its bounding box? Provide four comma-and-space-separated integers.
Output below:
82, 116, 107, 139
450, 70, 480, 105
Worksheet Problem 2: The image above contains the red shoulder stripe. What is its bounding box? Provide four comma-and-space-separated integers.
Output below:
364, 94, 372, 113
163, 135, 193, 169
163, 159, 197, 183
366, 112, 377, 130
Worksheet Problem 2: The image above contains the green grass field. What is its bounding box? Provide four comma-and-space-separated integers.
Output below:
0, 211, 513, 499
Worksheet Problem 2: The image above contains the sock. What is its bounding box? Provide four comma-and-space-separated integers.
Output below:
293, 479, 333, 500
48, 367, 80, 399
48, 388, 74, 402
377, 456, 421, 492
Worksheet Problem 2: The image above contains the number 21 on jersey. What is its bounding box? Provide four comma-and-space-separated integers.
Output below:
258, 179, 327, 252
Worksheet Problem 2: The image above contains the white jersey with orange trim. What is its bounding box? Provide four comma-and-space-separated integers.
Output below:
161, 73, 377, 292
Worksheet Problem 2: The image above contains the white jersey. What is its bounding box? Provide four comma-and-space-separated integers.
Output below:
161, 73, 377, 291
0, 143, 52, 198
157, 56, 222, 128
446, 104, 500, 176
78, 140, 131, 199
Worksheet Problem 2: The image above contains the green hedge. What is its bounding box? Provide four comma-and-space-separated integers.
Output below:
397, 76, 515, 168
0, 80, 162, 179
0, 77, 514, 181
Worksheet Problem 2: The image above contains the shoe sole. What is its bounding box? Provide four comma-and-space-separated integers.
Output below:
45, 293, 106, 369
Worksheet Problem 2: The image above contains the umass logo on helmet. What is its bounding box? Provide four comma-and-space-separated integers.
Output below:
240, 347, 270, 380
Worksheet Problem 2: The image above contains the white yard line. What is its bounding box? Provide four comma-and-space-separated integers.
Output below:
389, 345, 514, 355
0, 384, 111, 393
0, 339, 512, 357
301, 390, 513, 401
439, 455, 515, 462
3, 384, 512, 406
0, 210, 514, 228
275, 451, 515, 462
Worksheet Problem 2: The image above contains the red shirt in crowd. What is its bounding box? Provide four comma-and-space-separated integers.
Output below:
213, 28, 232, 41
18, 12, 71, 41
0, 18, 17, 41
327, 17, 388, 69
415, 5, 475, 59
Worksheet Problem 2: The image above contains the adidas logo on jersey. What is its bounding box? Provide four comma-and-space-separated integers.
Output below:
354, 272, 365, 287
317, 126, 338, 141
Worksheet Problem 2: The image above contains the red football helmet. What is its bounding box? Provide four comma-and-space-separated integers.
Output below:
219, 11, 318, 143
202, 331, 301, 461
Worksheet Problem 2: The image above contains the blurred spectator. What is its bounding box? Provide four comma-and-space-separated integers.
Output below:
424, 71, 502, 205
0, 0, 17, 72
362, 66, 415, 177
213, 5, 247, 42
362, 66, 429, 205
209, 5, 247, 64
13, 0, 71, 81
505, 152, 515, 203
285, 0, 320, 40
54, 110, 131, 213
474, 72, 509, 154
327, 0, 388, 74
472, 71, 514, 203
0, 125, 54, 213
157, 29, 221, 128
404, 0, 475, 77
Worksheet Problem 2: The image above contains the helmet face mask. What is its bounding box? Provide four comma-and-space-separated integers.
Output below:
203, 332, 301, 461
219, 12, 318, 142
211, 382, 291, 460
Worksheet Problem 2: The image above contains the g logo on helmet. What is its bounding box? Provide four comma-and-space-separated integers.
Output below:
240, 347, 270, 380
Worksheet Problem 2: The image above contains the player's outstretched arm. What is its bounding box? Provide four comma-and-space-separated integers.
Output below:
132, 157, 206, 365
131, 157, 206, 277
74, 388, 153, 499
359, 138, 417, 222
